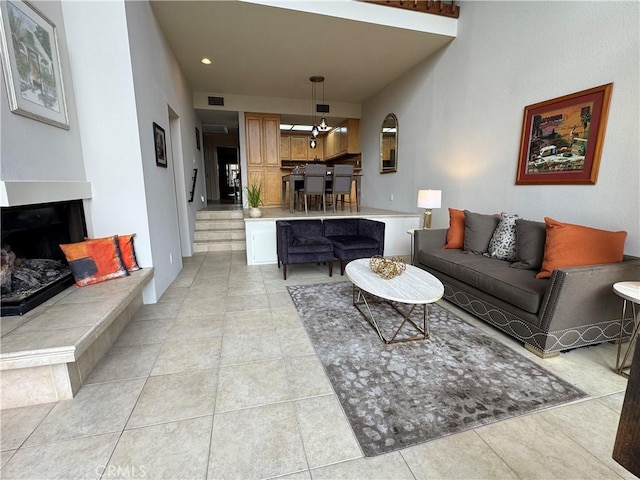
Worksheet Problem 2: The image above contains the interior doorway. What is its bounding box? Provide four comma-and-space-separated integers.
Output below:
217, 147, 241, 204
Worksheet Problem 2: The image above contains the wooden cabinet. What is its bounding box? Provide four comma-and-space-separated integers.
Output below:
290, 136, 308, 160
280, 133, 290, 160
279, 133, 324, 163
322, 119, 360, 160
245, 113, 281, 206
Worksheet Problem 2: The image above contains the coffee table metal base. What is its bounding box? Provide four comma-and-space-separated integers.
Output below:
351, 285, 429, 344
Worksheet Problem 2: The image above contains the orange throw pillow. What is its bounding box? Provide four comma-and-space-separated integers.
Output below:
443, 208, 465, 249
536, 217, 627, 279
85, 234, 141, 272
60, 236, 129, 286
118, 234, 141, 272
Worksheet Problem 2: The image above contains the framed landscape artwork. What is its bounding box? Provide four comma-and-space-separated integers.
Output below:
516, 83, 613, 185
153, 122, 167, 168
0, 0, 69, 129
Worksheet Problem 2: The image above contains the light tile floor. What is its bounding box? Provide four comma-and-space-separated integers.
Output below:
1, 251, 637, 480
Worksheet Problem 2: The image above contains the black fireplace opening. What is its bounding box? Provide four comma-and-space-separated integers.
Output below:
1, 200, 87, 316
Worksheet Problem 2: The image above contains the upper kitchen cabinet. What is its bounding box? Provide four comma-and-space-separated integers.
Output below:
323, 119, 360, 160
246, 113, 280, 167
280, 133, 324, 164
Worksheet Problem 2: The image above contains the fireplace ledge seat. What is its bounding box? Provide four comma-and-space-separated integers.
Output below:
0, 268, 154, 409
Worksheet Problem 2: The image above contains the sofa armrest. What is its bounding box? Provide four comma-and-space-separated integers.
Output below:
538, 257, 640, 332
358, 219, 386, 248
276, 221, 293, 258
414, 229, 447, 261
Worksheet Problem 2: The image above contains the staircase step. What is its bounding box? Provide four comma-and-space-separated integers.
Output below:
194, 230, 245, 242
193, 240, 246, 253
196, 210, 244, 221
193, 209, 246, 253
195, 219, 245, 231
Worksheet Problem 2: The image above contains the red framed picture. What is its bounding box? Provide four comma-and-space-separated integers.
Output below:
516, 83, 612, 185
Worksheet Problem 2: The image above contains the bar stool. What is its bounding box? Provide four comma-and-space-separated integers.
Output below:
613, 281, 640, 376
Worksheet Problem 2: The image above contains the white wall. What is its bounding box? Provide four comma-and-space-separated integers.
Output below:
0, 1, 85, 183
125, 0, 206, 295
61, 1, 159, 301
362, 1, 640, 256
61, 0, 206, 301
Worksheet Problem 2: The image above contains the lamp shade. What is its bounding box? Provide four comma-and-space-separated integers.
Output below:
417, 189, 441, 209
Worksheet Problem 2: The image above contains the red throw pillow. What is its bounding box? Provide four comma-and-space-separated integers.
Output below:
536, 217, 627, 279
60, 236, 129, 286
443, 208, 465, 249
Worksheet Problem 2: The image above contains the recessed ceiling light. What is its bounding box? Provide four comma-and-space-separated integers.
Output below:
200, 57, 212, 65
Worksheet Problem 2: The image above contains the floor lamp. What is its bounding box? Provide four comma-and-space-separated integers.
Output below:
417, 189, 441, 229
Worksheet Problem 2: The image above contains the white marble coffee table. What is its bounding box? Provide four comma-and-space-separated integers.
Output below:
345, 258, 444, 344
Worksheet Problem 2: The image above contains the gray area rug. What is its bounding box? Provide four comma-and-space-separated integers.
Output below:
287, 281, 589, 457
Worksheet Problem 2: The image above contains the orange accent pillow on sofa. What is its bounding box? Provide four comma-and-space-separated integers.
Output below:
536, 217, 627, 279
443, 208, 465, 249
60, 236, 129, 287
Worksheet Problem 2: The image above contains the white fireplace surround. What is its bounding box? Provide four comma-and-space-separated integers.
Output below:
0, 181, 92, 207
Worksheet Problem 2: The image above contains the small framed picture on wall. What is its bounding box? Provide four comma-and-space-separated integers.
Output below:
153, 122, 167, 168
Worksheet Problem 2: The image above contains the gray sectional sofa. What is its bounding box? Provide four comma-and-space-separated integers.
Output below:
413, 227, 640, 357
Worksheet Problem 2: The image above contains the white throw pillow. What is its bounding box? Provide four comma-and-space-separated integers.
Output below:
486, 213, 519, 261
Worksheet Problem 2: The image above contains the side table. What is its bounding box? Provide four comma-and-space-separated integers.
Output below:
614, 281, 640, 376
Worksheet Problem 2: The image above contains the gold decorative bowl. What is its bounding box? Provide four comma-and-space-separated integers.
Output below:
369, 255, 406, 279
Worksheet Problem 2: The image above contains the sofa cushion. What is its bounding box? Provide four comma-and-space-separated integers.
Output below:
511, 219, 546, 270
291, 236, 331, 247
463, 211, 499, 255
444, 208, 465, 249
486, 213, 518, 261
290, 219, 324, 237
536, 217, 627, 279
323, 219, 358, 237
327, 235, 380, 251
417, 248, 547, 314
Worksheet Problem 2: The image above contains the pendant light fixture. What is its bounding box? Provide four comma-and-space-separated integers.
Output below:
319, 78, 329, 131
309, 75, 324, 149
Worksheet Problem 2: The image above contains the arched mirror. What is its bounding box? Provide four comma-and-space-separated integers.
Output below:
380, 113, 398, 173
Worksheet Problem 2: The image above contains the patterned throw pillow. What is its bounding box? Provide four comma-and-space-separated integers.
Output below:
118, 234, 141, 272
59, 236, 129, 287
486, 213, 519, 261
85, 234, 141, 271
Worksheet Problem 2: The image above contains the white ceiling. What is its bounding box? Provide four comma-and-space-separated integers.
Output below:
150, 0, 455, 129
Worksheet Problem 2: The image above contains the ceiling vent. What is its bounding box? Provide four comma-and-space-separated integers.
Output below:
203, 124, 229, 134
208, 96, 224, 106
316, 104, 330, 113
